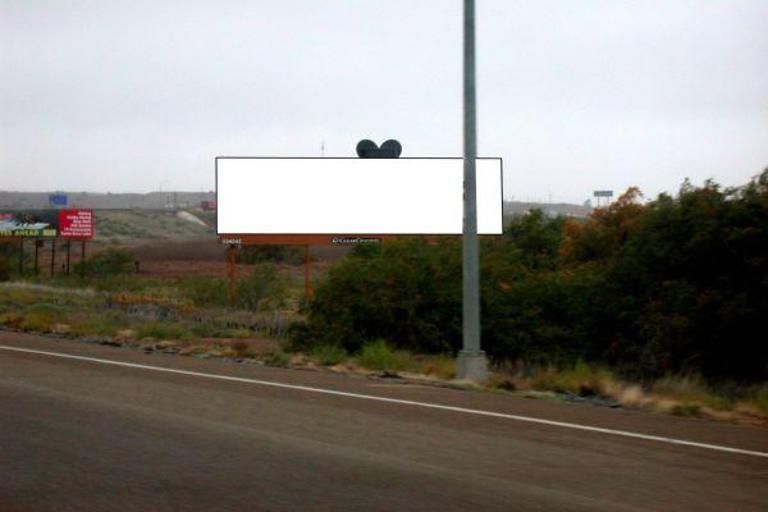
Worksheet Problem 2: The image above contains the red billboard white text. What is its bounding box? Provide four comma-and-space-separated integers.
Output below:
59, 209, 94, 239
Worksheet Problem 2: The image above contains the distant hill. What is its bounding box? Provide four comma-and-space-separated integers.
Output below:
0, 191, 592, 221
503, 201, 591, 219
0, 191, 214, 210
94, 210, 213, 245
0, 191, 592, 225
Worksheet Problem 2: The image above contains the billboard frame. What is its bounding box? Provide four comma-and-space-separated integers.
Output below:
215, 156, 504, 244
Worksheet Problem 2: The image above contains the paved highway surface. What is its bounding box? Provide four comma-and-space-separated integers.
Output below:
1, 331, 766, 511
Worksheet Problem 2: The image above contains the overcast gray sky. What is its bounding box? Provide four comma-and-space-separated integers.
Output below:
1, 0, 766, 204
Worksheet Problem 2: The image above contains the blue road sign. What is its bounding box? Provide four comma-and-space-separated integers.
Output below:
49, 194, 68, 206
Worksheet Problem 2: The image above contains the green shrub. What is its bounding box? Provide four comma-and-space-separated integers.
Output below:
0, 242, 17, 281
651, 375, 737, 411
299, 171, 768, 383
236, 245, 304, 265
190, 322, 219, 337
19, 303, 63, 332
181, 265, 287, 311
356, 340, 412, 372
91, 311, 130, 337
310, 344, 347, 366
136, 321, 193, 341
670, 402, 702, 417
265, 350, 290, 367
84, 275, 160, 293
302, 238, 463, 355
182, 277, 229, 307
222, 328, 253, 339
236, 264, 288, 311
76, 248, 135, 277
746, 384, 768, 415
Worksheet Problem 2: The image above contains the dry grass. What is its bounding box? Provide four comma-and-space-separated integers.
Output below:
301, 343, 456, 380
417, 355, 457, 380
178, 344, 211, 356
747, 384, 768, 415
0, 304, 63, 333
652, 375, 735, 412
612, 384, 654, 408
496, 361, 617, 397
487, 363, 767, 425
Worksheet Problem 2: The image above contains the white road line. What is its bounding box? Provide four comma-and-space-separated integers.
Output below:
2, 344, 767, 459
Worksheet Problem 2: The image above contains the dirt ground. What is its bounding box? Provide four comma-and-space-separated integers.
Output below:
129, 238, 346, 279
134, 259, 336, 280
17, 236, 354, 281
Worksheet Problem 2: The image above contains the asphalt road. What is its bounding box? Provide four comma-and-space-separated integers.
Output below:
1, 332, 766, 511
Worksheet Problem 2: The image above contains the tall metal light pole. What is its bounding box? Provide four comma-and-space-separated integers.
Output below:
457, 0, 488, 382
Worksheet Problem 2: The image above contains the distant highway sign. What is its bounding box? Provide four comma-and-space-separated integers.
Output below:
48, 194, 68, 206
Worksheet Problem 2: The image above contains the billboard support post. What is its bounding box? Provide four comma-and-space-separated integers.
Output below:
34, 240, 39, 274
65, 240, 71, 275
18, 238, 24, 276
50, 238, 56, 277
227, 245, 237, 307
304, 245, 312, 298
457, 0, 488, 383
80, 240, 86, 278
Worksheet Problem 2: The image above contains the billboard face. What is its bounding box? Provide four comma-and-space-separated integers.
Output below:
59, 209, 94, 239
217, 158, 503, 235
0, 211, 58, 237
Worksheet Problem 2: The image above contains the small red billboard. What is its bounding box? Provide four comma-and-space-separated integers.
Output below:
59, 209, 94, 239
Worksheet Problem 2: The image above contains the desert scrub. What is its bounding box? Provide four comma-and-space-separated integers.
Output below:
221, 328, 254, 339
0, 286, 42, 309
236, 245, 304, 265
418, 355, 457, 380
182, 276, 229, 307
89, 311, 132, 337
355, 340, 412, 372
0, 242, 16, 281
15, 303, 65, 332
745, 384, 768, 415
181, 265, 288, 312
189, 323, 256, 339
75, 248, 135, 277
669, 402, 702, 417
309, 344, 347, 366
230, 340, 258, 358
237, 264, 289, 312
527, 360, 616, 396
652, 375, 735, 412
136, 321, 194, 341
264, 350, 290, 367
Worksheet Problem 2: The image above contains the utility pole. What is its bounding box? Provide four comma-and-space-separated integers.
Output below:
457, 0, 488, 382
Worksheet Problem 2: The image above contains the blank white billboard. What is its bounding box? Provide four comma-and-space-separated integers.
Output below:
216, 158, 503, 235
